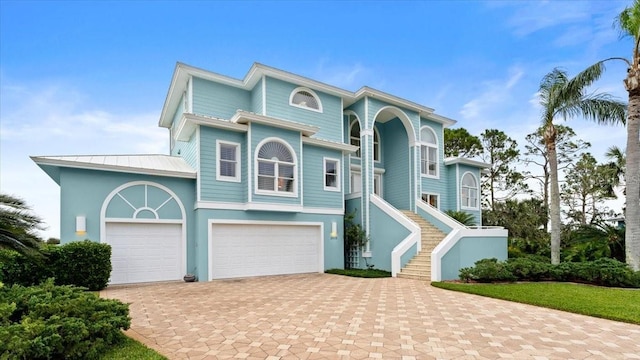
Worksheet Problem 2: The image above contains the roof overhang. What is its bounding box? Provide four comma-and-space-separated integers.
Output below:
302, 137, 359, 153
31, 155, 197, 184
444, 157, 492, 169
230, 110, 318, 136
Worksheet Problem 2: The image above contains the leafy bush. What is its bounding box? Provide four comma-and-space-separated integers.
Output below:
0, 241, 112, 291
460, 258, 516, 283
460, 256, 639, 288
0, 279, 130, 360
506, 256, 553, 281
325, 268, 391, 278
444, 210, 476, 226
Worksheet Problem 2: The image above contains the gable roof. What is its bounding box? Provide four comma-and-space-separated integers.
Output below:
31, 155, 196, 184
159, 62, 456, 128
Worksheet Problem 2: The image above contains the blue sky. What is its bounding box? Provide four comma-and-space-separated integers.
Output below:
0, 0, 633, 239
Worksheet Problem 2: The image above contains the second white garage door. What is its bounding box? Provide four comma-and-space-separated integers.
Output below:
105, 222, 183, 284
210, 223, 322, 279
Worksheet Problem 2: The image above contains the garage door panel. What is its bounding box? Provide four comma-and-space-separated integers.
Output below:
211, 224, 321, 279
105, 223, 182, 284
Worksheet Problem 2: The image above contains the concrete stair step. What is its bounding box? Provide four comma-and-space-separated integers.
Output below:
397, 273, 431, 281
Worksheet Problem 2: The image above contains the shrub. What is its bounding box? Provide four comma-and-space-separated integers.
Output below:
459, 258, 516, 283
0, 279, 130, 360
0, 241, 112, 291
506, 256, 553, 281
52, 240, 112, 291
573, 258, 636, 287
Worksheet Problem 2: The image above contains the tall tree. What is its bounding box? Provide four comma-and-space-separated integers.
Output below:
0, 193, 44, 255
444, 128, 483, 158
523, 124, 590, 230
561, 153, 618, 225
538, 68, 626, 265
604, 146, 626, 197
479, 129, 527, 211
585, 1, 640, 270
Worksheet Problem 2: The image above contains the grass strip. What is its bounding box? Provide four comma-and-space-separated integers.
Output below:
431, 281, 640, 325
100, 336, 167, 360
326, 268, 392, 278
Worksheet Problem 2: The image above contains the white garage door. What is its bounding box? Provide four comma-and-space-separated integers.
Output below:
211, 223, 321, 279
105, 222, 182, 284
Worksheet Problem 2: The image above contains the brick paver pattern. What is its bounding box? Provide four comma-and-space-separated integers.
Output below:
101, 274, 640, 359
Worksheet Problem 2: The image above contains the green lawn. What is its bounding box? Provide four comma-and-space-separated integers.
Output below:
99, 336, 167, 360
325, 268, 392, 278
432, 282, 640, 324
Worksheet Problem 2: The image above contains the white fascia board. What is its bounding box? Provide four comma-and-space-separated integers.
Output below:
231, 110, 318, 136
355, 86, 435, 115
248, 63, 353, 98
444, 157, 491, 169
177, 113, 247, 141
424, 112, 457, 127
159, 63, 189, 128
302, 137, 359, 153
30, 156, 197, 179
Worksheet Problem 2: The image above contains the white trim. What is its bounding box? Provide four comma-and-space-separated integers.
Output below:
350, 164, 385, 174
216, 140, 241, 182
421, 192, 440, 209
431, 227, 508, 281
187, 76, 193, 113
348, 116, 362, 158
289, 86, 323, 113
208, 219, 324, 281
254, 137, 299, 198
444, 156, 491, 169
231, 110, 318, 136
194, 201, 342, 214
372, 105, 417, 146
261, 75, 266, 116
302, 137, 359, 153
460, 171, 480, 210
456, 164, 460, 211
176, 113, 247, 141
417, 197, 466, 231
196, 127, 202, 201
100, 181, 187, 283
370, 195, 421, 277
364, 97, 370, 244
247, 124, 252, 203
300, 133, 304, 206
345, 193, 361, 201
373, 126, 381, 163
323, 157, 341, 192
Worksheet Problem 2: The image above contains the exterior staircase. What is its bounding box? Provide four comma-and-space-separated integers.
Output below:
396, 210, 447, 281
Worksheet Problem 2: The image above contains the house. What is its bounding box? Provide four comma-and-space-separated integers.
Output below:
32, 62, 507, 285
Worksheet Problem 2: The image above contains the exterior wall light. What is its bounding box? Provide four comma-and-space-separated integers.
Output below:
76, 216, 86, 235
330, 221, 338, 239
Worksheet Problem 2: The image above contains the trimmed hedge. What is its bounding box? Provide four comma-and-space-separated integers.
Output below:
0, 240, 112, 291
0, 279, 130, 360
459, 256, 640, 288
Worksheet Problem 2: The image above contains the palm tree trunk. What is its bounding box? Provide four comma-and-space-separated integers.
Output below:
625, 83, 640, 271
546, 124, 561, 265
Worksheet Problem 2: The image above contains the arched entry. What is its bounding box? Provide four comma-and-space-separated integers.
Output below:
100, 181, 186, 284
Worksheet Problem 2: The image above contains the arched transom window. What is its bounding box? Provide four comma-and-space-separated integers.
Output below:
420, 126, 438, 177
461, 172, 478, 209
290, 87, 322, 112
256, 140, 296, 194
349, 119, 380, 161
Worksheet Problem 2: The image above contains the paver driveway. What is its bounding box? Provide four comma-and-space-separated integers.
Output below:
101, 274, 640, 359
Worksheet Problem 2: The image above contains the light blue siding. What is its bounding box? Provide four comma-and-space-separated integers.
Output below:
192, 77, 251, 119
444, 164, 458, 211
380, 118, 410, 209
420, 118, 447, 209
193, 208, 344, 281
250, 123, 301, 205
57, 167, 197, 273
199, 127, 247, 203
440, 236, 508, 280
172, 134, 198, 169
302, 145, 342, 209
251, 77, 264, 115
368, 201, 411, 271
264, 77, 342, 142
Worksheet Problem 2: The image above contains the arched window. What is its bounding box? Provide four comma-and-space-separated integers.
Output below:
461, 172, 478, 209
349, 118, 379, 161
290, 87, 322, 112
256, 140, 296, 194
420, 126, 438, 177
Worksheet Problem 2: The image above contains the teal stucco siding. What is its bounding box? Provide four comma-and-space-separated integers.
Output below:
440, 236, 508, 280
367, 202, 411, 271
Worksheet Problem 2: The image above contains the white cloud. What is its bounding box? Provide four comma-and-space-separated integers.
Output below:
0, 81, 167, 239
313, 59, 375, 90
459, 66, 524, 121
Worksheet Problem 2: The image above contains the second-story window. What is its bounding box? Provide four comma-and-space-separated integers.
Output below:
256, 140, 296, 194
324, 158, 340, 191
420, 126, 438, 177
217, 140, 240, 182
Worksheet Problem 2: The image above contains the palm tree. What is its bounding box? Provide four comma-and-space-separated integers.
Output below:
0, 193, 44, 255
538, 68, 626, 265
604, 146, 626, 197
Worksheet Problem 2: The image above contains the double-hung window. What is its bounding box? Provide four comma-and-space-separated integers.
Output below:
420, 127, 438, 177
324, 158, 340, 191
217, 141, 240, 182
461, 173, 479, 209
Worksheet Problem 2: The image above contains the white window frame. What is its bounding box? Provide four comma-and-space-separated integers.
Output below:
420, 126, 439, 179
373, 127, 381, 162
461, 172, 479, 210
289, 87, 323, 113
216, 140, 241, 182
349, 119, 361, 158
323, 157, 341, 192
254, 138, 298, 197
350, 171, 361, 194
421, 193, 440, 209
